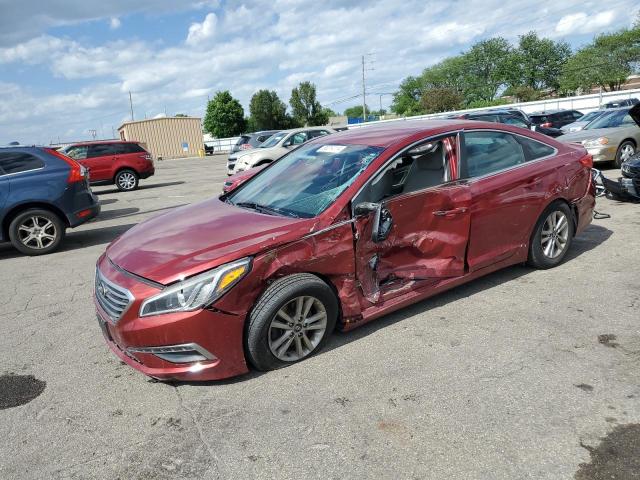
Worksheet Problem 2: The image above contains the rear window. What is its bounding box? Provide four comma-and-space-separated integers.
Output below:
114, 143, 145, 154
529, 115, 548, 124
0, 152, 45, 175
87, 144, 117, 158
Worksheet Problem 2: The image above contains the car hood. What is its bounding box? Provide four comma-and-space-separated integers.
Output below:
237, 146, 288, 163
106, 197, 309, 284
559, 127, 627, 144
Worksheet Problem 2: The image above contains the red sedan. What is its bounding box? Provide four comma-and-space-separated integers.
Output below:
94, 120, 595, 381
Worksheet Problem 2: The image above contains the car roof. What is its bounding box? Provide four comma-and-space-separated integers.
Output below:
64, 140, 138, 146
311, 119, 519, 148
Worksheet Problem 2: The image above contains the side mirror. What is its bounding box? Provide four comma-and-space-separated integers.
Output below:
354, 202, 392, 243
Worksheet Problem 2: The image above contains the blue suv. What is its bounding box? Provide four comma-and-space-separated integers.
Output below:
0, 146, 101, 255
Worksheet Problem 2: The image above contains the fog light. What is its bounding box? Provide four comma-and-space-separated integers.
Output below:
127, 343, 216, 364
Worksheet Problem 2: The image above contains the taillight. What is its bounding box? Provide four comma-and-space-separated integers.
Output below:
580, 153, 593, 169
44, 148, 86, 183
540, 122, 552, 128
240, 144, 252, 150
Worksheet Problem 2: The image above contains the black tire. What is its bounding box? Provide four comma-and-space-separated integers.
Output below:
615, 140, 635, 168
8, 208, 65, 256
246, 274, 338, 371
527, 201, 574, 269
115, 169, 139, 191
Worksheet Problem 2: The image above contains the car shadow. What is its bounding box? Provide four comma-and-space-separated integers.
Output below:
99, 198, 118, 206
0, 223, 138, 259
168, 223, 613, 388
92, 204, 188, 222
93, 181, 185, 195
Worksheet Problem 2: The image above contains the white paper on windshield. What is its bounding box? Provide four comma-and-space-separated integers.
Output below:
318, 145, 347, 153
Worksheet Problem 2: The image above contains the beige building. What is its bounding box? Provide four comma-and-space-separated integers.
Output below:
118, 116, 204, 159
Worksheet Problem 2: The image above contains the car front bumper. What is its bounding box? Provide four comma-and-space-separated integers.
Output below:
94, 255, 249, 381
586, 145, 617, 163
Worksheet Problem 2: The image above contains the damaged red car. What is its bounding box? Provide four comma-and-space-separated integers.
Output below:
94, 120, 595, 381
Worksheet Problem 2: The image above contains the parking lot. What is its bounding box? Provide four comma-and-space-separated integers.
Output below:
0, 154, 638, 479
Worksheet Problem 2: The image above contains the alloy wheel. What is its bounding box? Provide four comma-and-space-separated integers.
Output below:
118, 172, 136, 190
620, 144, 635, 163
540, 211, 569, 259
17, 216, 57, 250
268, 296, 328, 362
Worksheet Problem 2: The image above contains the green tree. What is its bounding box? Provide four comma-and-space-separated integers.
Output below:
560, 26, 640, 92
343, 105, 370, 118
249, 90, 292, 130
421, 87, 463, 113
289, 81, 328, 126
321, 107, 337, 118
506, 32, 571, 92
503, 85, 543, 102
203, 91, 245, 138
463, 37, 512, 102
391, 76, 426, 115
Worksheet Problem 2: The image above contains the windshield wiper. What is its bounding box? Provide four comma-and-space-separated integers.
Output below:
234, 202, 299, 218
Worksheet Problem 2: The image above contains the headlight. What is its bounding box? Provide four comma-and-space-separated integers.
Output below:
583, 137, 609, 148
139, 258, 251, 317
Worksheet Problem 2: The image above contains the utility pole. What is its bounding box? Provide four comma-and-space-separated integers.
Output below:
361, 55, 366, 123
361, 53, 375, 123
129, 91, 134, 121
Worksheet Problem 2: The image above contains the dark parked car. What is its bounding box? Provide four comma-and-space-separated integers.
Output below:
95, 120, 595, 382
604, 98, 639, 109
0, 146, 100, 255
458, 110, 563, 137
529, 110, 584, 129
60, 141, 154, 191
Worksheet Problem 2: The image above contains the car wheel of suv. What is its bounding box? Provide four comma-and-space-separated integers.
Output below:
115, 169, 139, 191
615, 141, 635, 168
527, 202, 574, 269
246, 274, 338, 371
8, 209, 65, 256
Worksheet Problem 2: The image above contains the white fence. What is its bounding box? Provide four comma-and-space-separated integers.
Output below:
203, 135, 239, 153
348, 88, 640, 129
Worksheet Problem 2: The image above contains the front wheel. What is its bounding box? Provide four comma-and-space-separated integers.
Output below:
615, 141, 635, 168
8, 209, 65, 256
527, 202, 574, 269
246, 274, 338, 371
115, 169, 139, 191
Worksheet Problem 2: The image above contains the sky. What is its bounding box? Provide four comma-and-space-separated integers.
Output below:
0, 0, 637, 144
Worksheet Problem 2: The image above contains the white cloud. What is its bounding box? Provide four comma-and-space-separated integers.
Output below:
0, 0, 637, 143
109, 17, 121, 29
186, 13, 217, 45
555, 10, 617, 35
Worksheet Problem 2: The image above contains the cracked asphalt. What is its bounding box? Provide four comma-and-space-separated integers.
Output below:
0, 154, 639, 479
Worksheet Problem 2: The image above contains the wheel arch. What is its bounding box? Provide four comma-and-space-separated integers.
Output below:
113, 166, 139, 182
2, 202, 69, 240
619, 138, 637, 148
527, 197, 573, 248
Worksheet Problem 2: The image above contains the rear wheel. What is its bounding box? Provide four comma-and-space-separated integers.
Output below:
527, 202, 574, 269
246, 274, 338, 371
615, 141, 635, 168
8, 209, 65, 256
115, 169, 139, 191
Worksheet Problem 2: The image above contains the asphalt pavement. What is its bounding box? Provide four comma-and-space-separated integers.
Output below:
0, 154, 638, 480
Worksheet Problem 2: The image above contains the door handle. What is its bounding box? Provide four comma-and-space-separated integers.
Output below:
433, 207, 468, 217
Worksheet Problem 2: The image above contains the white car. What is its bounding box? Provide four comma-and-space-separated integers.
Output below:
232, 127, 335, 174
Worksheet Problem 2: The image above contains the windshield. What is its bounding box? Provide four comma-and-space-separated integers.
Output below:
585, 110, 636, 130
579, 111, 603, 123
227, 143, 384, 218
260, 131, 286, 148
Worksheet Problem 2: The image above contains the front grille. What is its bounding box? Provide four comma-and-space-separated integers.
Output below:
95, 268, 134, 323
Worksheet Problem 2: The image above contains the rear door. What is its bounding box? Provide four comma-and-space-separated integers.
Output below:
461, 130, 557, 272
352, 134, 471, 304
85, 143, 116, 181
0, 163, 8, 213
